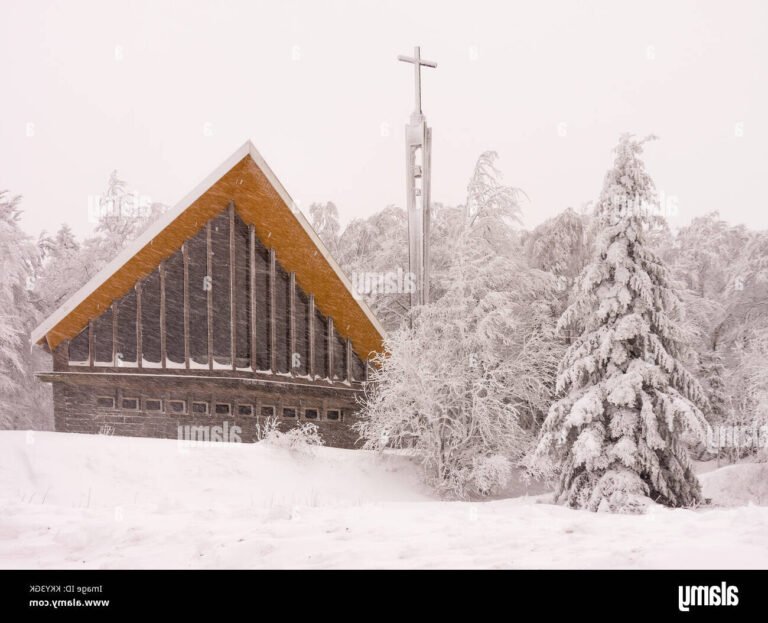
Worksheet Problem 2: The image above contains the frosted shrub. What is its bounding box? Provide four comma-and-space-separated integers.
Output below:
254, 416, 280, 442
264, 421, 325, 453
469, 454, 514, 496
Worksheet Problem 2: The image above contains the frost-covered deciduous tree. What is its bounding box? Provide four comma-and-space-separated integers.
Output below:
664, 213, 748, 409
724, 324, 768, 462
330, 153, 526, 334
524, 207, 595, 317
531, 135, 708, 513
357, 246, 561, 497
464, 151, 524, 255
309, 201, 341, 259
525, 207, 592, 282
699, 229, 768, 456
667, 212, 748, 302
699, 350, 728, 425
336, 205, 410, 331
0, 191, 51, 429
95, 170, 166, 259
34, 172, 166, 317
35, 224, 102, 316
429, 152, 525, 301
356, 155, 561, 498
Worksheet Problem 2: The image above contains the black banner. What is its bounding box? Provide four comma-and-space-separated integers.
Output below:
1, 570, 765, 618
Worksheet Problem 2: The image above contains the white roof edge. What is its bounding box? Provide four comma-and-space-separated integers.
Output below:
32, 139, 386, 346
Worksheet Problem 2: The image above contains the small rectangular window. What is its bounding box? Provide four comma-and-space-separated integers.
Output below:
96, 396, 115, 408
145, 399, 163, 412
237, 404, 254, 416
326, 409, 341, 421
260, 405, 275, 417
168, 400, 186, 414
304, 408, 319, 420
122, 397, 139, 410
282, 407, 297, 418
214, 403, 231, 415
192, 401, 209, 415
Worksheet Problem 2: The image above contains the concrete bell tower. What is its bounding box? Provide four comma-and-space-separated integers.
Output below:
398, 46, 436, 310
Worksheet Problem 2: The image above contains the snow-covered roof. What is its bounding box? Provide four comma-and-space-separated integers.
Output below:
31, 140, 386, 361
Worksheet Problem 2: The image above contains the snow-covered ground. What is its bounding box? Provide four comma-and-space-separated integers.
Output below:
1, 431, 767, 569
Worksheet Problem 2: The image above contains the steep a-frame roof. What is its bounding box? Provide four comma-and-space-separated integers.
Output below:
31, 140, 385, 362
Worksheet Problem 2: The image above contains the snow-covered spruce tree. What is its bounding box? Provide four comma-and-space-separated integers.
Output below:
531, 135, 708, 513
356, 154, 562, 498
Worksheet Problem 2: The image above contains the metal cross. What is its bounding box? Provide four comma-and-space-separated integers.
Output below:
397, 46, 437, 115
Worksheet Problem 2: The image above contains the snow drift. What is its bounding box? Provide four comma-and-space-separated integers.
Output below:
1, 431, 768, 569
0, 430, 429, 512
700, 463, 768, 507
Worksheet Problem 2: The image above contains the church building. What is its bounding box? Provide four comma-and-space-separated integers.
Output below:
31, 141, 386, 448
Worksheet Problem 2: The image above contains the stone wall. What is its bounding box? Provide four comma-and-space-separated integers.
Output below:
49, 375, 364, 449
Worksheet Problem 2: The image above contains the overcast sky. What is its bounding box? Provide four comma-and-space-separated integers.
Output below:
1, 0, 767, 241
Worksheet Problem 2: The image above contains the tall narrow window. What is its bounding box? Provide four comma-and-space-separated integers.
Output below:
92, 307, 113, 365
210, 211, 231, 367
332, 332, 346, 380
314, 308, 328, 378
293, 288, 309, 376
69, 326, 89, 363
233, 213, 251, 368
350, 349, 365, 382
116, 289, 137, 365
187, 227, 208, 366
165, 249, 185, 366
274, 264, 290, 373
253, 238, 270, 371
140, 271, 161, 365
